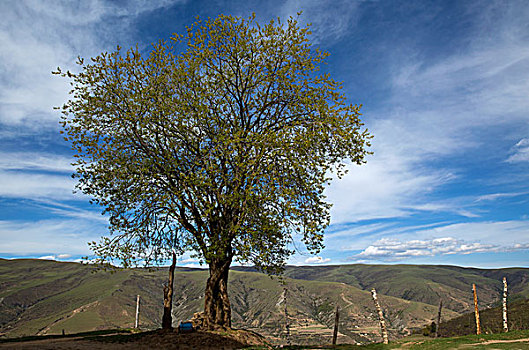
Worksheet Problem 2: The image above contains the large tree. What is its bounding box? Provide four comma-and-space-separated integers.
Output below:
56, 14, 371, 329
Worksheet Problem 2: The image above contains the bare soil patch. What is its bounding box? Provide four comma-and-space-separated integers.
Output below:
459, 337, 529, 348
0, 328, 270, 349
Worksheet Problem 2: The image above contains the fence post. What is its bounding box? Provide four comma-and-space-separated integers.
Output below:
283, 287, 290, 345
135, 294, 140, 329
371, 288, 389, 344
435, 299, 442, 338
162, 251, 176, 329
503, 277, 508, 332
472, 284, 481, 335
332, 305, 339, 345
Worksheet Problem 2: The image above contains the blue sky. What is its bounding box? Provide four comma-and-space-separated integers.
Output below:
1, 0, 528, 268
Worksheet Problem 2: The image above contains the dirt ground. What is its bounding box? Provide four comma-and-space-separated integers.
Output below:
0, 328, 271, 350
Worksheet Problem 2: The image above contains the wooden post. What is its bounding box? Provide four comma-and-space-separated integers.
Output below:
371, 288, 389, 344
332, 305, 339, 345
472, 283, 481, 335
435, 299, 442, 338
135, 294, 140, 329
283, 287, 290, 345
503, 277, 508, 332
162, 251, 176, 329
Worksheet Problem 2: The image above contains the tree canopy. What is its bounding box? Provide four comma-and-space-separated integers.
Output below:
55, 13, 371, 328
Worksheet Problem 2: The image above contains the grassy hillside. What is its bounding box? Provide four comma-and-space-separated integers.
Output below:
344, 330, 529, 349
0, 259, 462, 345
284, 330, 529, 349
439, 297, 529, 337
267, 264, 529, 314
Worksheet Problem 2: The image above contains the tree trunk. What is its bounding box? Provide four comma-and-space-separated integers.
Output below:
135, 294, 140, 329
435, 299, 442, 338
162, 251, 176, 329
332, 305, 339, 345
283, 287, 290, 345
472, 283, 481, 335
503, 277, 508, 332
371, 288, 389, 344
203, 257, 232, 329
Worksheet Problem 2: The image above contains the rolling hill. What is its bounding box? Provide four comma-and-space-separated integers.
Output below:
277, 264, 529, 313
1, 259, 527, 345
438, 297, 529, 337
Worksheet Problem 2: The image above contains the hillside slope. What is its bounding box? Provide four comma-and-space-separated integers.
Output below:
269, 264, 529, 314
0, 259, 464, 345
439, 298, 529, 337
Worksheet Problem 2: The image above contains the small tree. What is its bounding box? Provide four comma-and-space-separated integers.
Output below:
55, 13, 371, 329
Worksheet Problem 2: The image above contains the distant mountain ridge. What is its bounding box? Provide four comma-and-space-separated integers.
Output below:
278, 264, 529, 313
1, 259, 527, 345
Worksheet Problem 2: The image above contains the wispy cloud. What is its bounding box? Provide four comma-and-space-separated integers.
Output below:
476, 191, 529, 202
0, 151, 79, 200
507, 138, 529, 163
0, 0, 183, 128
31, 199, 107, 223
0, 170, 77, 200
0, 218, 105, 256
0, 152, 73, 173
325, 158, 457, 224
325, 221, 451, 252
278, 0, 360, 44
326, 1, 529, 230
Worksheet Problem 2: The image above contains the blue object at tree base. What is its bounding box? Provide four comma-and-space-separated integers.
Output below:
179, 322, 194, 333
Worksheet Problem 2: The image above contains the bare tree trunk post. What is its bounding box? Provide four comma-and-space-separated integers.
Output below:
435, 299, 442, 338
162, 251, 176, 329
472, 283, 481, 335
332, 305, 340, 345
503, 277, 508, 332
135, 294, 140, 329
371, 288, 389, 344
283, 287, 290, 345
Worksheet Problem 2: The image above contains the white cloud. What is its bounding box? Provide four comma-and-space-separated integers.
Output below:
325, 157, 456, 224
507, 138, 529, 163
421, 221, 529, 247
0, 152, 74, 173
476, 191, 529, 201
0, 170, 77, 201
0, 150, 80, 201
181, 263, 204, 268
0, 0, 183, 128
351, 220, 529, 261
0, 218, 105, 256
31, 199, 108, 223
38, 255, 57, 260
356, 236, 497, 261
304, 256, 331, 264
37, 253, 72, 260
